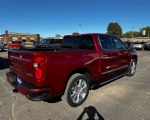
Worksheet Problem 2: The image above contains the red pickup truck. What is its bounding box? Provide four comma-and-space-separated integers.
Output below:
6, 33, 137, 107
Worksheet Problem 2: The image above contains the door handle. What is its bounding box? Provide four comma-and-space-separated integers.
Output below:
101, 54, 111, 59
102, 54, 108, 57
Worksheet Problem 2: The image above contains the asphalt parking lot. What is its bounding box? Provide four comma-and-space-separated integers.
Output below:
0, 50, 150, 120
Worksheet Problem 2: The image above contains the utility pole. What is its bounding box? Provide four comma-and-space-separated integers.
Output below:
131, 26, 134, 38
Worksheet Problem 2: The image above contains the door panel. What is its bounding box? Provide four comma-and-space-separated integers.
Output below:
111, 37, 130, 72
100, 51, 119, 76
98, 35, 120, 80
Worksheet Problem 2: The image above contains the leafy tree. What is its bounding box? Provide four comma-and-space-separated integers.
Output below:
107, 22, 122, 37
122, 31, 140, 38
47, 36, 54, 39
140, 26, 150, 37
37, 34, 40, 40
55, 34, 62, 39
72, 32, 79, 35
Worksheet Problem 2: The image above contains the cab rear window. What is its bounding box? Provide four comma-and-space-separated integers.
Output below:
62, 36, 94, 49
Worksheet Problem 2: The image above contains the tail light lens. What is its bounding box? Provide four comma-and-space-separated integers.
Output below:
34, 56, 45, 64
35, 68, 43, 79
33, 56, 46, 80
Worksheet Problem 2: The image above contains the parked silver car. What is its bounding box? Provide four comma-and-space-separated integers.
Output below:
133, 43, 144, 50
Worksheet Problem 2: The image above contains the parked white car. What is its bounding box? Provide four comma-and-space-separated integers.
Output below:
133, 43, 144, 50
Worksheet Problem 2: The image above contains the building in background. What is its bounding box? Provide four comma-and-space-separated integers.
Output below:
0, 30, 40, 44
0, 35, 3, 44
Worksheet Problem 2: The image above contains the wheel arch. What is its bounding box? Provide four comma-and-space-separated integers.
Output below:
132, 55, 137, 64
63, 67, 91, 94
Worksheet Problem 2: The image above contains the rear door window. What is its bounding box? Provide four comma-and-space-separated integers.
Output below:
99, 35, 115, 50
112, 37, 126, 50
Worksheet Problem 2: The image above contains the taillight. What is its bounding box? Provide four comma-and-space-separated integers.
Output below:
34, 56, 45, 64
35, 68, 43, 79
33, 56, 46, 80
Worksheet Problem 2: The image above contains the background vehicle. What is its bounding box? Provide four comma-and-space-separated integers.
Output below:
3, 44, 9, 50
144, 42, 150, 50
133, 43, 144, 50
122, 38, 150, 50
8, 41, 22, 49
37, 38, 62, 48
0, 43, 4, 51
6, 33, 137, 107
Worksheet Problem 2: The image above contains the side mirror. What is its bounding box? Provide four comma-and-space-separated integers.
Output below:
125, 42, 134, 50
128, 43, 134, 50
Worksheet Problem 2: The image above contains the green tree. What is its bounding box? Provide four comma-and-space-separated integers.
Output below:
140, 26, 150, 37
72, 32, 79, 35
37, 34, 40, 41
107, 22, 122, 37
122, 31, 140, 38
55, 34, 62, 39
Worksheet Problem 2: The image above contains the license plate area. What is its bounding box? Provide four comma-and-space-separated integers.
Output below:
10, 76, 17, 83
16, 77, 22, 84
10, 75, 22, 86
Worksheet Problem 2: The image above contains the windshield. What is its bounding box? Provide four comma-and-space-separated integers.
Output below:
38, 39, 51, 45
37, 39, 62, 48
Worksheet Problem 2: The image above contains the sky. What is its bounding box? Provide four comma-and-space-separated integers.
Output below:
0, 0, 150, 37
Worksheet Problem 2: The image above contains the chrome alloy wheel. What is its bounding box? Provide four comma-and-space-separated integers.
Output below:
131, 61, 136, 75
70, 79, 88, 104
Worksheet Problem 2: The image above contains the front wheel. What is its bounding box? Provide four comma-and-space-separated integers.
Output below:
63, 73, 89, 107
127, 59, 137, 76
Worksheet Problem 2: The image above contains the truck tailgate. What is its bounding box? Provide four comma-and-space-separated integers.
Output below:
8, 50, 46, 87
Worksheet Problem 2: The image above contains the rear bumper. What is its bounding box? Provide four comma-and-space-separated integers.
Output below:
6, 72, 52, 101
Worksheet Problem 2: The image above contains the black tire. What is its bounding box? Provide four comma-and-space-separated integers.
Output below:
127, 59, 137, 76
63, 73, 89, 107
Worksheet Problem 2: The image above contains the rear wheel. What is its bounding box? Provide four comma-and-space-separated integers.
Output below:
63, 73, 89, 107
127, 59, 137, 76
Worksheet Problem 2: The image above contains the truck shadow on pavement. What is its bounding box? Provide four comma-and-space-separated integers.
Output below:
77, 106, 104, 120
0, 57, 9, 70
44, 96, 62, 103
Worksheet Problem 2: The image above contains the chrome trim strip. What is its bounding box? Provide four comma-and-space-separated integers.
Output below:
101, 65, 128, 75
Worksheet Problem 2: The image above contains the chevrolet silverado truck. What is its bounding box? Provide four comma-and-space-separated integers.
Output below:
6, 33, 137, 107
